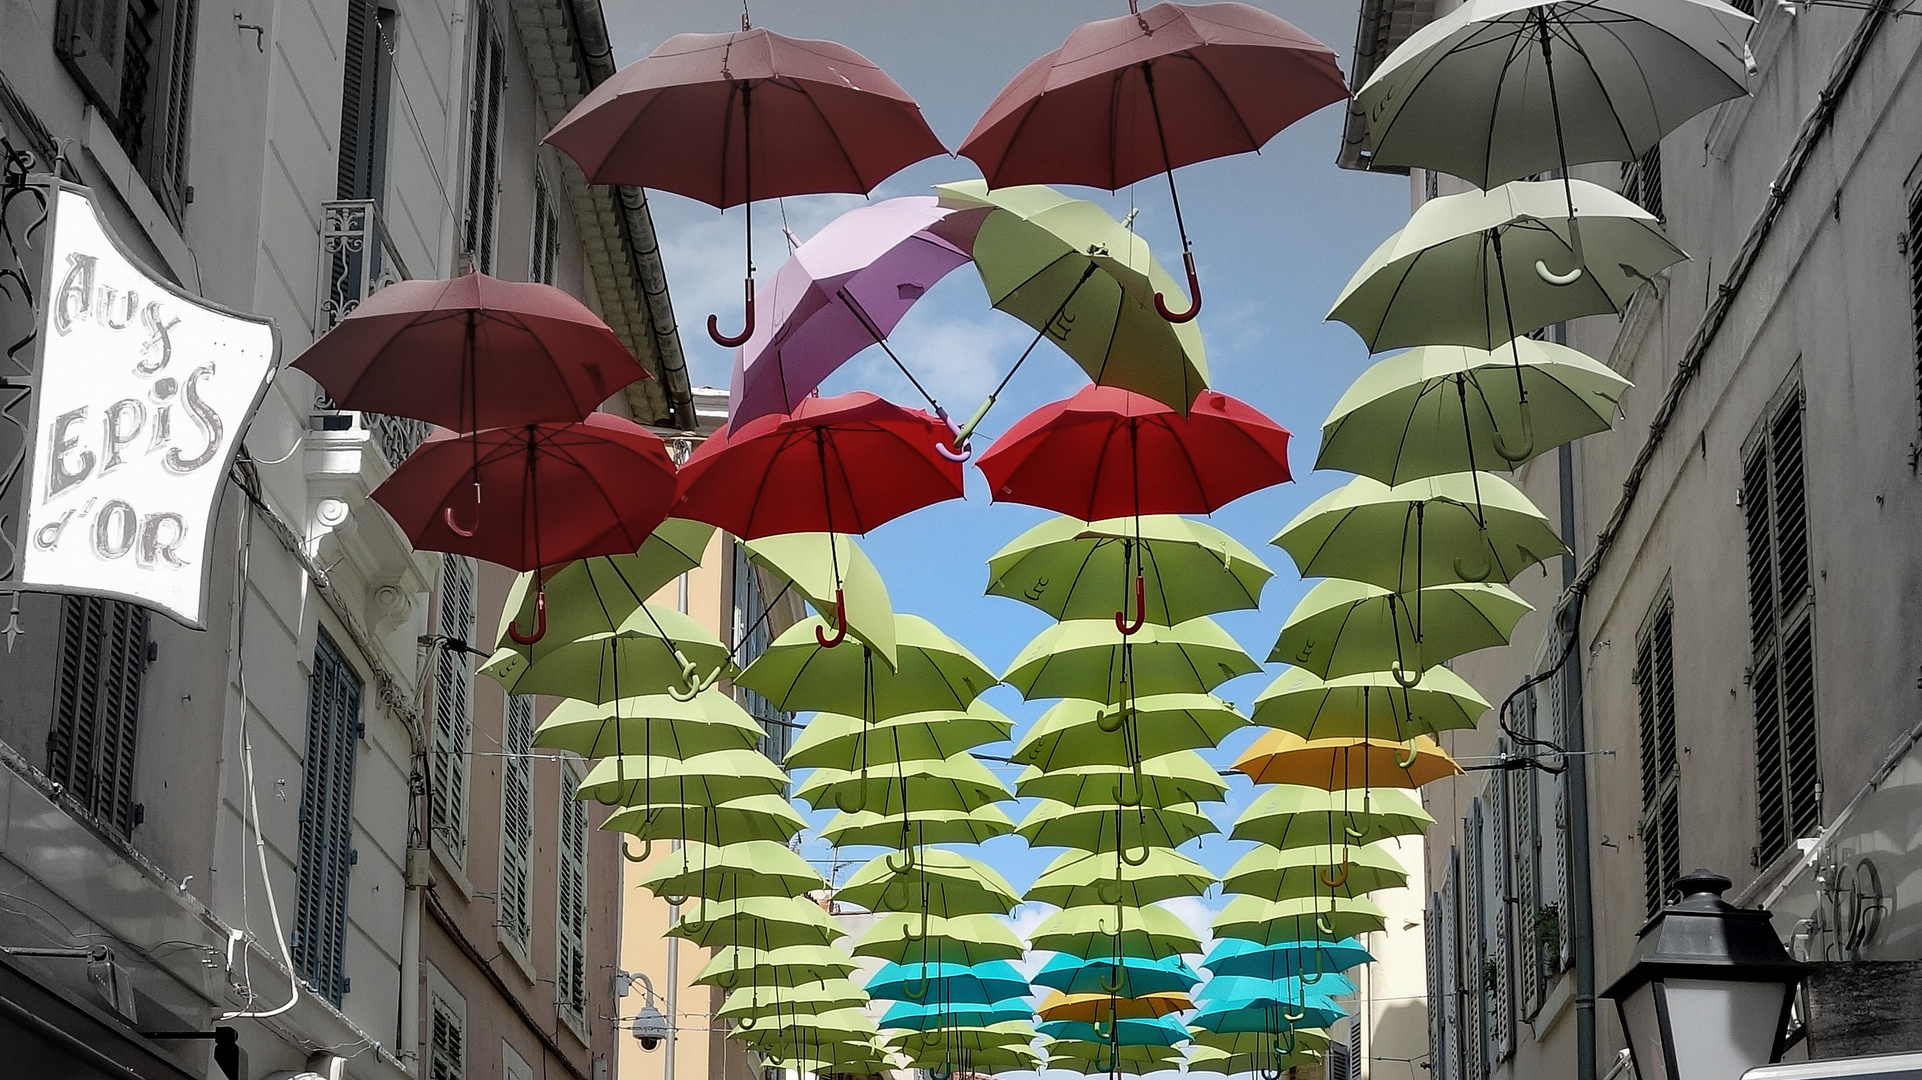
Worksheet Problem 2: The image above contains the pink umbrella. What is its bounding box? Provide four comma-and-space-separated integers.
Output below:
729, 197, 989, 429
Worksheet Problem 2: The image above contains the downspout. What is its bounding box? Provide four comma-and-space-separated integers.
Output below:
1560, 441, 1599, 1080
664, 572, 689, 1080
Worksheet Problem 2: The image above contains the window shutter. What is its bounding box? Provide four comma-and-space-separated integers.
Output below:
1425, 893, 1447, 1080
1637, 596, 1681, 916
1909, 183, 1922, 439
1464, 802, 1487, 1080
1349, 1010, 1364, 1080
49, 596, 149, 836
151, 0, 195, 217
1490, 748, 1514, 1056
1441, 852, 1463, 1080
531, 173, 560, 285
1620, 145, 1664, 221
337, 0, 393, 203
1747, 386, 1818, 865
293, 632, 361, 1006
557, 763, 588, 1024
1509, 692, 1543, 1016
499, 695, 534, 952
461, 9, 506, 273
432, 557, 475, 864
429, 990, 465, 1080
1548, 665, 1571, 970
54, 0, 129, 115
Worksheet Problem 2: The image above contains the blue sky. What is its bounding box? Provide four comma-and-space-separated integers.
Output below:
600, 0, 1414, 924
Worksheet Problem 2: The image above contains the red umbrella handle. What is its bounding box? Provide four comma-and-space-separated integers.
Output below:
1154, 251, 1202, 323
1114, 575, 1146, 636
508, 587, 547, 644
708, 277, 756, 347
814, 589, 848, 648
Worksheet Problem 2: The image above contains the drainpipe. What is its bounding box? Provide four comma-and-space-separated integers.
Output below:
1560, 442, 1599, 1080
399, 847, 427, 1072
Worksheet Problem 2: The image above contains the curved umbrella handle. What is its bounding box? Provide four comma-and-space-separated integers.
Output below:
1098, 877, 1125, 905
623, 836, 653, 863
814, 589, 848, 648
1120, 841, 1152, 867
1258, 1062, 1284, 1080
1454, 547, 1495, 583
1316, 912, 1336, 936
1114, 575, 1146, 636
716, 967, 740, 990
736, 1013, 756, 1031
1492, 400, 1537, 463
901, 976, 928, 1001
661, 890, 689, 906
1095, 701, 1130, 733
1154, 251, 1202, 323
667, 652, 721, 703
1396, 737, 1422, 769
1282, 1001, 1306, 1024
833, 778, 867, 815
1391, 658, 1424, 689
1097, 965, 1125, 995
885, 844, 916, 874
902, 912, 929, 941
444, 502, 480, 538
1534, 259, 1584, 286
934, 408, 973, 464
1300, 949, 1326, 986
708, 277, 756, 347
1320, 859, 1351, 889
1112, 775, 1143, 808
930, 1058, 955, 1080
508, 588, 547, 645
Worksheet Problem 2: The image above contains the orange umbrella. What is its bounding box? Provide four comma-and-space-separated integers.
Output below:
1036, 990, 1193, 1024
1231, 729, 1461, 790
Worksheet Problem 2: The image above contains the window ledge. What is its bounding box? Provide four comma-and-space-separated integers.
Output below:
432, 844, 475, 901
496, 929, 536, 985
78, 106, 195, 288
1529, 971, 1576, 1043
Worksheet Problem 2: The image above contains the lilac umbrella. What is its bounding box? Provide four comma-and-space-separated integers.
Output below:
729, 196, 988, 428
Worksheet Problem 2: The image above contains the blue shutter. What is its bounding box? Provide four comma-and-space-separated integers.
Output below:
294, 631, 362, 1006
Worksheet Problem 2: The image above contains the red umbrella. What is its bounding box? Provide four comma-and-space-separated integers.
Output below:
291, 270, 649, 430
975, 385, 1290, 520
544, 24, 948, 347
959, 2, 1347, 322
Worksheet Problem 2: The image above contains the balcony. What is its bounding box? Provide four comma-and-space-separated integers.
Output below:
313, 199, 431, 468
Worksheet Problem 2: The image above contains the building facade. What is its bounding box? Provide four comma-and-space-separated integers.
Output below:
0, 0, 688, 1072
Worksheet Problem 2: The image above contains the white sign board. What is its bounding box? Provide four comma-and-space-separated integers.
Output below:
15, 184, 278, 628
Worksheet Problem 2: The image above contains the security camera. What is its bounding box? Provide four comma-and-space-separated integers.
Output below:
632, 1003, 670, 1051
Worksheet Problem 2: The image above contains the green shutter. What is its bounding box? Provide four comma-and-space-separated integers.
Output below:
432, 557, 475, 863
499, 695, 534, 952
294, 631, 362, 1006
49, 596, 148, 836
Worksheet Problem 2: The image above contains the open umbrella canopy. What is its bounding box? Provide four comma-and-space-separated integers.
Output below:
1251, 666, 1488, 741
1037, 991, 1192, 1024
887, 1020, 1038, 1055
839, 849, 1023, 918
1231, 784, 1432, 848
786, 700, 1014, 770
695, 944, 859, 989
1317, 339, 1631, 483
879, 999, 1035, 1031
917, 1043, 1041, 1074
532, 688, 764, 759
718, 978, 868, 1021
822, 805, 1017, 848
1185, 1042, 1326, 1074
741, 531, 896, 666
1189, 997, 1345, 1035
639, 840, 824, 901
670, 895, 845, 949
1014, 694, 1247, 769
1029, 903, 1203, 960
603, 792, 807, 844
865, 961, 1030, 1005
1045, 1043, 1185, 1073
575, 749, 790, 806
737, 614, 995, 718
1270, 578, 1530, 680
493, 519, 715, 650
735, 1006, 882, 1046
1203, 937, 1375, 981
1221, 843, 1408, 900
1197, 974, 1357, 1003
1189, 1027, 1333, 1056
1213, 895, 1387, 945
1026, 847, 1214, 908
479, 604, 731, 703
1015, 751, 1229, 808
850, 913, 1027, 965
794, 754, 1013, 816
1003, 617, 1259, 701
987, 515, 1272, 625
1020, 799, 1219, 851
1037, 1017, 1189, 1048
1233, 730, 1464, 790
1032, 953, 1201, 996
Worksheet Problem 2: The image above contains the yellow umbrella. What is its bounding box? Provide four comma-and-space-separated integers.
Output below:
1232, 729, 1462, 790
1036, 991, 1193, 1023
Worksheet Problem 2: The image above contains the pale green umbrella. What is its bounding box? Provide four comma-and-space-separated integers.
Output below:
1318, 339, 1631, 481
1185, 1040, 1326, 1072
1221, 843, 1408, 901
492, 518, 715, 649
822, 805, 1016, 848
785, 699, 1013, 771
1015, 751, 1228, 808
1026, 847, 1214, 908
987, 515, 1270, 625
1019, 799, 1218, 852
669, 895, 845, 949
718, 978, 868, 1021
1213, 895, 1386, 945
575, 748, 789, 806
479, 604, 732, 703
742, 531, 897, 668
1269, 578, 1530, 681
1251, 666, 1488, 741
1231, 785, 1432, 849
1003, 617, 1259, 702
737, 614, 995, 719
639, 840, 823, 901
850, 912, 1026, 965
1190, 1029, 1332, 1056
735, 1007, 880, 1046
891, 1022, 1039, 1059
1030, 904, 1202, 961
935, 180, 1208, 440
794, 753, 1012, 816
1013, 694, 1247, 769
694, 944, 858, 989
532, 688, 764, 758
1273, 472, 1566, 591
839, 849, 1022, 917
602, 793, 806, 846
912, 1042, 1041, 1073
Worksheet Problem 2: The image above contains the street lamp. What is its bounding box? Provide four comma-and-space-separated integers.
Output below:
1602, 869, 1810, 1080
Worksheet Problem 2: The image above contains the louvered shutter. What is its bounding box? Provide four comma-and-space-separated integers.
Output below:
1441, 852, 1463, 1080
557, 763, 588, 1024
461, 9, 506, 273
1349, 1010, 1364, 1080
49, 596, 149, 836
293, 632, 361, 1005
1510, 693, 1543, 1016
432, 557, 475, 864
499, 695, 534, 952
1909, 184, 1922, 432
1620, 146, 1664, 221
1637, 597, 1681, 916
150, 0, 194, 219
54, 0, 129, 115
1490, 748, 1514, 1057
531, 174, 560, 285
1463, 802, 1487, 1080
732, 544, 792, 762
429, 991, 465, 1080
1425, 893, 1447, 1080
1747, 388, 1818, 865
337, 0, 392, 202
1548, 665, 1571, 971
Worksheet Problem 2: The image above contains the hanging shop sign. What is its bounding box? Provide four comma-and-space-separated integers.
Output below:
10, 182, 278, 629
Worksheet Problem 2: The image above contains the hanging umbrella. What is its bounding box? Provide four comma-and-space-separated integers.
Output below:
639, 840, 824, 901
1231, 785, 1431, 848
1212, 895, 1387, 945
1251, 666, 1488, 742
291, 270, 650, 429
575, 748, 790, 805
933, 181, 1209, 443
959, 1, 1346, 323
1026, 847, 1214, 908
544, 26, 946, 345
371, 416, 677, 569
1186, 1042, 1325, 1075
737, 613, 994, 718
1037, 991, 1192, 1024
787, 700, 1013, 770
1046, 1043, 1185, 1073
493, 519, 715, 650
919, 1043, 1041, 1074
823, 805, 1017, 848
1019, 799, 1218, 851
1015, 752, 1229, 808
670, 895, 845, 949
731, 196, 987, 426
1015, 694, 1246, 769
1317, 339, 1630, 482
795, 754, 1012, 817
695, 944, 859, 990
1189, 997, 1345, 1035
1221, 843, 1407, 901
850, 913, 1027, 965
1036, 1017, 1189, 1048
735, 1006, 880, 1045
603, 792, 807, 844
1269, 578, 1530, 681
866, 961, 1030, 1005
1232, 730, 1464, 790
1202, 937, 1374, 981
719, 978, 868, 1021
1029, 904, 1202, 960
880, 999, 1035, 1031
1188, 1027, 1333, 1056
478, 604, 731, 702
741, 531, 897, 665
839, 849, 1023, 917
1032, 954, 1200, 996
533, 688, 763, 758
976, 385, 1290, 520
887, 1021, 1038, 1057
1003, 617, 1258, 702
1197, 974, 1357, 1004
988, 514, 1271, 625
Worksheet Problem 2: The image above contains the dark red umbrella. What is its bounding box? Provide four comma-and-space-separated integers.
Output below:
975, 385, 1290, 520
544, 25, 948, 347
958, 2, 1347, 322
291, 270, 649, 430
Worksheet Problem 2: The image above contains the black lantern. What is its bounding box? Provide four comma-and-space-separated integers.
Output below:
1602, 870, 1810, 1080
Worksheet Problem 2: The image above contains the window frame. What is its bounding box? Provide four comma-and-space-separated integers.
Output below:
292, 629, 364, 1007
1635, 583, 1682, 916
427, 967, 467, 1080
432, 556, 476, 868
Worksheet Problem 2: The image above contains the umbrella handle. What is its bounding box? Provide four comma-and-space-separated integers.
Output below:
668, 653, 721, 702
1098, 877, 1125, 905
661, 890, 689, 906
1391, 659, 1424, 689
1534, 259, 1583, 286
508, 588, 547, 644
1282, 1001, 1306, 1024
1120, 841, 1152, 867
1492, 400, 1537, 463
1097, 966, 1125, 995
885, 844, 916, 874
443, 503, 479, 538
1396, 737, 1422, 769
1114, 575, 1146, 636
930, 1058, 955, 1080
1154, 251, 1202, 323
1315, 913, 1335, 936
934, 407, 974, 463
814, 589, 848, 648
1453, 547, 1494, 583
1112, 775, 1144, 808
1301, 949, 1326, 985
833, 778, 866, 814
708, 277, 756, 347
1319, 860, 1351, 889
902, 913, 929, 941
736, 1014, 756, 1031
623, 837, 653, 862
1095, 704, 1129, 733
1259, 1062, 1284, 1080
901, 973, 929, 1001
1344, 818, 1368, 841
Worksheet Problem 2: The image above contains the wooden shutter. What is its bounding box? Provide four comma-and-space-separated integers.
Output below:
1547, 664, 1571, 971
1908, 183, 1922, 441
1509, 692, 1543, 1017
1425, 893, 1447, 1080
54, 0, 128, 115
461, 7, 506, 273
49, 596, 149, 836
1463, 803, 1487, 1080
1349, 1010, 1364, 1080
531, 173, 560, 285
1620, 146, 1664, 221
499, 695, 534, 952
1637, 596, 1681, 916
557, 763, 588, 1024
151, 0, 195, 218
1490, 748, 1515, 1057
337, 0, 392, 202
293, 632, 362, 1006
432, 557, 475, 864
428, 988, 465, 1080
1441, 852, 1463, 1080
1747, 387, 1818, 866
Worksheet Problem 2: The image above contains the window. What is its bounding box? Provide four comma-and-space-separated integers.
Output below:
1424, 892, 1448, 1080
1439, 851, 1463, 1080
531, 172, 560, 286
461, 6, 507, 273
503, 1042, 532, 1080
1509, 684, 1564, 1018
337, 0, 392, 204
1907, 181, 1921, 462
428, 971, 466, 1080
1636, 590, 1682, 916
1462, 801, 1489, 1080
48, 596, 149, 835
54, 0, 196, 222
1745, 382, 1817, 866
433, 556, 476, 865
1620, 145, 1664, 221
293, 632, 362, 1005
557, 762, 588, 1028
498, 695, 534, 955
732, 544, 792, 762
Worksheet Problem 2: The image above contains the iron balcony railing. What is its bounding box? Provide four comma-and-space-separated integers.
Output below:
314, 199, 430, 467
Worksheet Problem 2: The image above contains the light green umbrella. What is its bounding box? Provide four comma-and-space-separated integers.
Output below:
479, 604, 732, 703
719, 978, 868, 1021
1015, 751, 1228, 808
742, 531, 897, 668
735, 1007, 880, 1046
1013, 694, 1247, 769
1026, 847, 1214, 908
575, 748, 789, 806
1002, 617, 1259, 702
1190, 1029, 1332, 1056
914, 1042, 1042, 1073
839, 849, 1022, 917
1221, 843, 1408, 901
1018, 799, 1218, 852
602, 793, 806, 845
1270, 578, 1531, 681
785, 699, 1013, 771
492, 518, 716, 649
891, 1022, 1040, 1059
1251, 666, 1488, 741
1230, 785, 1432, 849
935, 180, 1208, 432
822, 805, 1016, 848
795, 753, 1013, 816
670, 895, 845, 949
1273, 472, 1566, 591
694, 944, 859, 989
1319, 339, 1631, 481
1186, 1040, 1326, 1071
850, 913, 1026, 965
1029, 904, 1202, 961
639, 840, 823, 901
532, 689, 764, 758
736, 614, 995, 719
1327, 179, 1686, 353
1213, 895, 1387, 945
987, 515, 1270, 625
